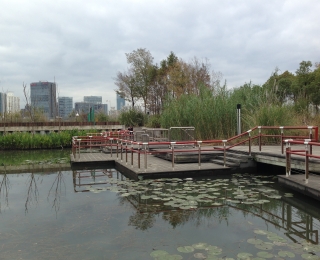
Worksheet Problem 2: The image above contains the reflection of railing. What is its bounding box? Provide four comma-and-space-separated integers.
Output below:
72, 169, 124, 192
72, 126, 319, 171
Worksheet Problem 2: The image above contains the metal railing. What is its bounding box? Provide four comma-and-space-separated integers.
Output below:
72, 126, 319, 172
284, 139, 320, 184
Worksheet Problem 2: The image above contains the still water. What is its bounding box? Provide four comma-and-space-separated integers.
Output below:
0, 168, 320, 260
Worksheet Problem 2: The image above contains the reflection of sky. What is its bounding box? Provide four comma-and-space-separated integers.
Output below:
0, 171, 319, 259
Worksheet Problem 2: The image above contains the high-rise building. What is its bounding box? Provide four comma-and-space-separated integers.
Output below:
75, 102, 107, 114
84, 96, 102, 104
6, 92, 20, 113
0, 92, 6, 115
116, 93, 125, 110
30, 81, 57, 119
58, 97, 73, 118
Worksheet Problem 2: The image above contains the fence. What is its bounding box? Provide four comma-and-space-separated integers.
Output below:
72, 125, 319, 172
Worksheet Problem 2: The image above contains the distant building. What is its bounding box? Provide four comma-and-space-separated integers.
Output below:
0, 92, 20, 115
116, 93, 125, 110
84, 96, 102, 104
30, 81, 57, 119
58, 97, 73, 118
75, 102, 107, 114
0, 92, 6, 115
6, 92, 20, 113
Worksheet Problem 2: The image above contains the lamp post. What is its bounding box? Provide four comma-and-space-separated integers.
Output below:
76, 112, 79, 123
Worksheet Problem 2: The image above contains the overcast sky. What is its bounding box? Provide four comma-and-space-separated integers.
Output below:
1, 0, 319, 109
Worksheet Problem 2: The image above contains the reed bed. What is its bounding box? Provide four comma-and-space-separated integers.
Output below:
160, 85, 301, 140
0, 130, 96, 150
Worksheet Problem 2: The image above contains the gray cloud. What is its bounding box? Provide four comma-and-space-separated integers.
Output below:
1, 0, 319, 108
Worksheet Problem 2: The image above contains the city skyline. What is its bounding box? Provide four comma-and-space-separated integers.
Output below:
1, 1, 319, 110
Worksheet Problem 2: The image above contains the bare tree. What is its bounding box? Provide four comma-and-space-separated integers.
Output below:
115, 69, 140, 108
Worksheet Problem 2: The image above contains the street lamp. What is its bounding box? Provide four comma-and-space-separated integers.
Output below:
76, 112, 79, 122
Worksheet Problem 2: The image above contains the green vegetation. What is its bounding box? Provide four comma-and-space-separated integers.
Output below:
0, 129, 98, 150
118, 107, 146, 127
116, 49, 320, 139
0, 149, 70, 166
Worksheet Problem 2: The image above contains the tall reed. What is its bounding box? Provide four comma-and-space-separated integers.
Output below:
160, 84, 299, 140
0, 130, 93, 150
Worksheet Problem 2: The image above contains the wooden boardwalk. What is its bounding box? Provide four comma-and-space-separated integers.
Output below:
70, 145, 320, 201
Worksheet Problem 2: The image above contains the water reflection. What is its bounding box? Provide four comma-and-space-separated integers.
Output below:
0, 173, 10, 212
1, 169, 320, 259
72, 169, 320, 245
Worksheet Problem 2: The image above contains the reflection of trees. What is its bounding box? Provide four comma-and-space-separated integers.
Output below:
162, 207, 231, 228
25, 173, 39, 213
128, 212, 156, 230
0, 173, 10, 212
48, 170, 65, 215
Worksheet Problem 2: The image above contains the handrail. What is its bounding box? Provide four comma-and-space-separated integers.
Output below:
72, 125, 319, 171
284, 138, 320, 184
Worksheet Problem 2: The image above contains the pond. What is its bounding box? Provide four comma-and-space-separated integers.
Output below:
1, 167, 320, 260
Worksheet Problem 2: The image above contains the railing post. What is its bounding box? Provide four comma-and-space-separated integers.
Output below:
77, 139, 81, 160
110, 138, 113, 157
116, 139, 119, 159
222, 140, 227, 167
285, 140, 291, 177
120, 139, 123, 162
305, 140, 310, 184
197, 141, 202, 169
138, 143, 141, 169
258, 126, 261, 152
308, 126, 313, 155
131, 141, 133, 167
280, 126, 284, 154
89, 135, 92, 153
171, 142, 176, 170
125, 141, 128, 164
247, 130, 252, 156
143, 142, 148, 171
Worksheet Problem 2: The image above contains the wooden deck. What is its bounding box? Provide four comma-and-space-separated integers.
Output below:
70, 145, 320, 201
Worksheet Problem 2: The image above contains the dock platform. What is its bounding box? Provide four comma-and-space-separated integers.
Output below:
70, 145, 320, 201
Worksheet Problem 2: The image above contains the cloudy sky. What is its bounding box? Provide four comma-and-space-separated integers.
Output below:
1, 0, 319, 109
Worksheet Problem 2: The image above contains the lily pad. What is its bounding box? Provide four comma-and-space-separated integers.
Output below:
192, 243, 208, 249
278, 251, 295, 258
257, 251, 273, 258
150, 250, 168, 258
177, 246, 194, 253
237, 252, 253, 259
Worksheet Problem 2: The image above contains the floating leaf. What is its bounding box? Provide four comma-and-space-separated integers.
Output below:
301, 253, 320, 259
150, 250, 168, 258
247, 238, 264, 245
194, 252, 206, 259
177, 246, 194, 253
278, 251, 295, 258
257, 251, 273, 258
237, 252, 253, 259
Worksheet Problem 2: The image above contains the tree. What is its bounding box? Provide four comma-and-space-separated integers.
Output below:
115, 69, 140, 108
125, 48, 154, 113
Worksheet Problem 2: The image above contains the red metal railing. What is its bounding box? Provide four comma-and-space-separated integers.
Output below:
72, 126, 319, 172
284, 139, 320, 184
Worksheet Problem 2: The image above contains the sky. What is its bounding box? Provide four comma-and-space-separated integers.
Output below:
0, 0, 319, 109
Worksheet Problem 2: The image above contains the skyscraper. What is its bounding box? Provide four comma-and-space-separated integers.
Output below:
84, 96, 102, 104
30, 81, 57, 119
58, 97, 73, 118
0, 92, 6, 115
116, 93, 125, 110
6, 92, 20, 113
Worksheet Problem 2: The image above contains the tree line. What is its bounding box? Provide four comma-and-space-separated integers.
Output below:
115, 48, 320, 116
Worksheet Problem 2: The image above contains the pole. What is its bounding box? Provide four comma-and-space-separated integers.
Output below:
237, 104, 241, 135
